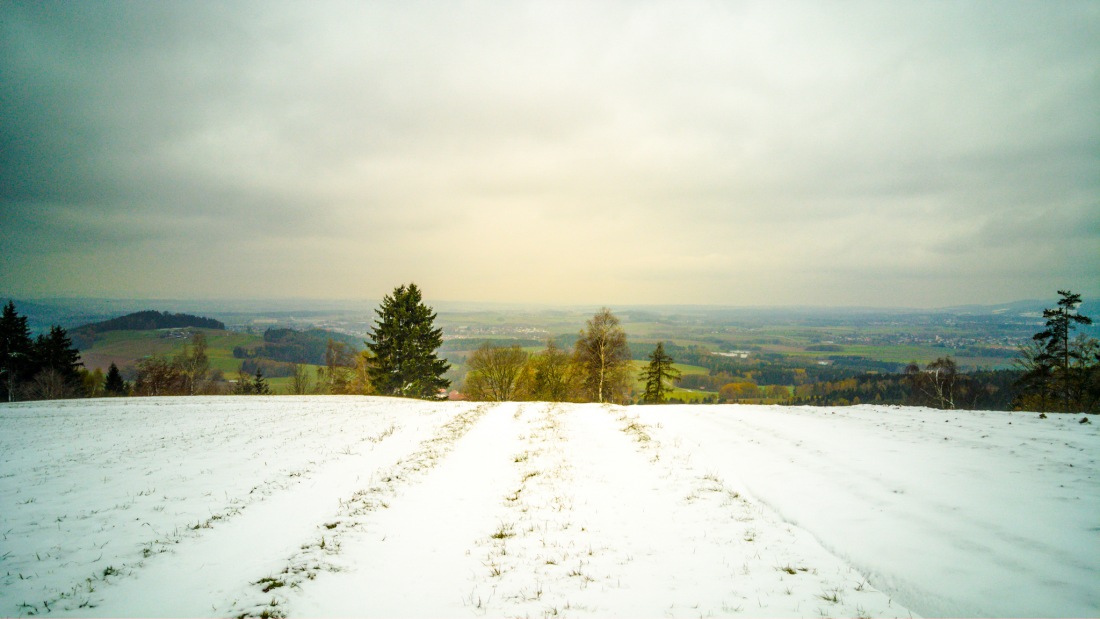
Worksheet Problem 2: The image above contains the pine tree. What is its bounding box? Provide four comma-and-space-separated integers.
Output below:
367, 283, 450, 398
640, 341, 681, 404
1030, 290, 1093, 411
0, 301, 34, 402
104, 362, 127, 396
253, 368, 271, 395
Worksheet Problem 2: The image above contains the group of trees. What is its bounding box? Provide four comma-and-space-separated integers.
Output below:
461, 309, 634, 403
1014, 290, 1098, 412
132, 332, 217, 396
5, 292, 650, 404
461, 308, 683, 405
7, 289, 1095, 412
233, 328, 362, 365
1, 302, 85, 401
901, 291, 1100, 413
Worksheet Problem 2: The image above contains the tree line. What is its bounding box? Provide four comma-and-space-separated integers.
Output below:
5, 289, 1095, 411
462, 308, 680, 404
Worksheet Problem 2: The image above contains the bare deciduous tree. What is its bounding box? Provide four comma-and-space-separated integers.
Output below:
290, 363, 312, 395
516, 339, 579, 402
318, 339, 355, 394
134, 355, 185, 396
464, 343, 528, 401
176, 331, 210, 395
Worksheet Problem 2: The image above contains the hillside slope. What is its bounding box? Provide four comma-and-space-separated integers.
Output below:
0, 399, 1095, 617
72, 311, 225, 343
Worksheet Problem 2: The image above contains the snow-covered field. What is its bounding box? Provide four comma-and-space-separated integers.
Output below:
0, 398, 1095, 618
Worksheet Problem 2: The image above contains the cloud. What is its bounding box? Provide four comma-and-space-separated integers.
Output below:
1, 0, 1097, 305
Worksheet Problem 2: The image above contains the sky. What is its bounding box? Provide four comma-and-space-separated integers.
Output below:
1, 1, 1098, 308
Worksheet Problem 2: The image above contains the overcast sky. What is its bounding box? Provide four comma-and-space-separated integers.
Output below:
2, 1, 1097, 307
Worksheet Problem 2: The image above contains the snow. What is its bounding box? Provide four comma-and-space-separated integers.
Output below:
635, 405, 1100, 618
1, 398, 1096, 618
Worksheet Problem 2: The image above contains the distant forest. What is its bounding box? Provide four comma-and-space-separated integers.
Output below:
233, 327, 362, 365
72, 311, 225, 347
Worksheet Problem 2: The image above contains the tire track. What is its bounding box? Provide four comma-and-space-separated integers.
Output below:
232, 402, 498, 618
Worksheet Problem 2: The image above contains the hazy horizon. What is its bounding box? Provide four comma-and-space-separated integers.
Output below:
4, 292, 1086, 315
2, 1, 1097, 306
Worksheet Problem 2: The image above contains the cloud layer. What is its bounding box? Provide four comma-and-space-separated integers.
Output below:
2, 1, 1098, 306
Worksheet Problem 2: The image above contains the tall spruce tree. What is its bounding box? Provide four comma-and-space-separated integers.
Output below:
104, 362, 127, 396
1, 301, 34, 402
640, 341, 681, 404
253, 368, 271, 395
367, 283, 450, 398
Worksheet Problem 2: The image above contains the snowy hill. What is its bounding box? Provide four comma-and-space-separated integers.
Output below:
0, 398, 1096, 617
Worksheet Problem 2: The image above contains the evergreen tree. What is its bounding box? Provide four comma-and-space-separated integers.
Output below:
104, 362, 128, 396
640, 341, 681, 404
0, 301, 34, 402
31, 325, 83, 397
367, 283, 450, 398
1026, 290, 1093, 411
253, 368, 271, 395
575, 308, 631, 404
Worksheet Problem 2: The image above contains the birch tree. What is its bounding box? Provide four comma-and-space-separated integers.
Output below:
574, 308, 630, 404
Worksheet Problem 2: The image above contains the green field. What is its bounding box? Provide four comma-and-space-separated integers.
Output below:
79, 328, 258, 374
71, 301, 1038, 400
78, 327, 333, 393
628, 360, 712, 401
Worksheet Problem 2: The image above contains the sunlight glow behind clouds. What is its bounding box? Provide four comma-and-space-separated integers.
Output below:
1, 0, 1097, 306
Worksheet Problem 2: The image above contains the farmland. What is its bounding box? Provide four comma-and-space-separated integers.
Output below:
24, 297, 1099, 403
